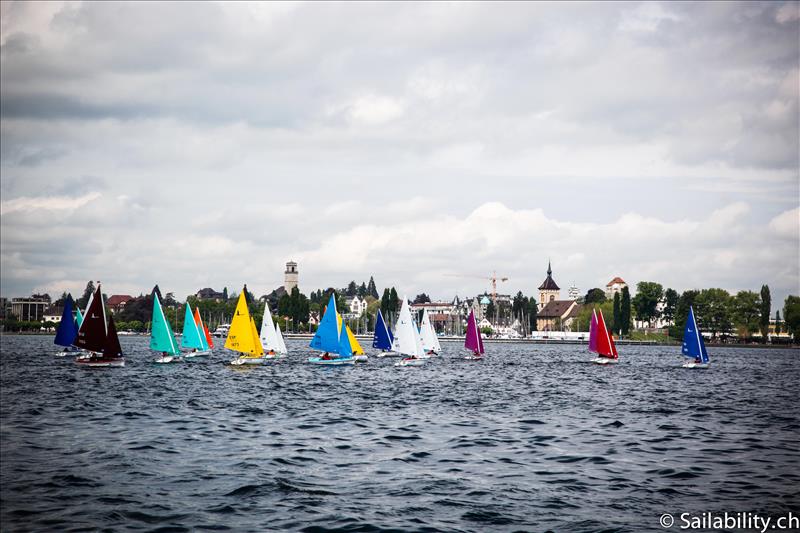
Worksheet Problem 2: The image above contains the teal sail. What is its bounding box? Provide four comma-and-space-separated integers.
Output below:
75, 307, 84, 327
681, 306, 709, 363
150, 292, 179, 354
181, 303, 205, 350
310, 293, 340, 353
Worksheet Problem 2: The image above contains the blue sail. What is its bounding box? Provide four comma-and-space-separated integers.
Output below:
681, 306, 709, 363
310, 294, 340, 353
180, 303, 205, 350
54, 296, 78, 347
338, 324, 353, 359
373, 309, 393, 350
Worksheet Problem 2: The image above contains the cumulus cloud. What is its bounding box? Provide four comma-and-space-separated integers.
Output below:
0, 191, 100, 215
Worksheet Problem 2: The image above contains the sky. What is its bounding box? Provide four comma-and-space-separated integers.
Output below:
1, 1, 799, 310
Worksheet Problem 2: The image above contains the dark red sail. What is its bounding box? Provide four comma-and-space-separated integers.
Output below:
103, 314, 124, 359
74, 286, 107, 353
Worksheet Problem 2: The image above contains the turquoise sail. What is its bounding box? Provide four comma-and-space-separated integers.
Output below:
75, 307, 84, 327
310, 293, 340, 353
150, 292, 179, 354
180, 303, 205, 350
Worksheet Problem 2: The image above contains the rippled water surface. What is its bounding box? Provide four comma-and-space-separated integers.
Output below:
2, 335, 799, 532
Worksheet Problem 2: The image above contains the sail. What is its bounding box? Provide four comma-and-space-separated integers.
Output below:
420, 309, 439, 352
310, 294, 340, 353
150, 292, 179, 355
103, 315, 124, 358
275, 323, 288, 354
204, 324, 214, 348
54, 296, 78, 347
75, 290, 96, 339
393, 297, 423, 357
74, 286, 107, 353
588, 309, 599, 353
372, 309, 393, 350
595, 309, 618, 359
388, 325, 394, 343
180, 303, 205, 350
259, 302, 280, 352
75, 307, 84, 328
248, 317, 265, 356
346, 325, 364, 355
465, 309, 484, 354
338, 324, 354, 358
681, 306, 709, 363
192, 306, 210, 350
225, 291, 262, 355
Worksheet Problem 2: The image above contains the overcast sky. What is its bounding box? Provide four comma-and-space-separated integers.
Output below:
1, 1, 798, 309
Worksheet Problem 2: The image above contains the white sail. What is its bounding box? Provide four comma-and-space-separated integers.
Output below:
275, 323, 288, 354
259, 302, 280, 351
393, 297, 423, 357
420, 309, 440, 352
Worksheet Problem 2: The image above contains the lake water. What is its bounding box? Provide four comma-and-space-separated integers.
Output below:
1, 335, 798, 532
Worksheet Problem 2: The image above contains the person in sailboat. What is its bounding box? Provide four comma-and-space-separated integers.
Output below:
267, 348, 276, 356
321, 352, 333, 360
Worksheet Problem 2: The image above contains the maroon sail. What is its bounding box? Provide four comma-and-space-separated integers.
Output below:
103, 314, 124, 359
74, 286, 107, 353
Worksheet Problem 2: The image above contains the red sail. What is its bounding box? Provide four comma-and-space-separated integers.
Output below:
74, 286, 107, 353
204, 325, 214, 348
595, 309, 618, 359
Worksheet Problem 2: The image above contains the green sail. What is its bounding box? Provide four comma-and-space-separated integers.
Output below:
150, 292, 179, 354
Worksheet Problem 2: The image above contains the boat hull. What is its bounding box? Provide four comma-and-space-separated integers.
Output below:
376, 351, 399, 358
154, 355, 182, 364
55, 349, 83, 357
591, 357, 619, 365
353, 354, 368, 362
395, 358, 425, 367
184, 350, 211, 358
229, 357, 266, 366
682, 362, 710, 369
75, 358, 125, 367
464, 355, 484, 361
307, 357, 355, 365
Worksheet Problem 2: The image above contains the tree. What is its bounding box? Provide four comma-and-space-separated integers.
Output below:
583, 288, 606, 305
357, 282, 367, 297
380, 288, 391, 317
77, 281, 95, 309
632, 281, 663, 327
222, 287, 228, 301
775, 310, 782, 335
346, 281, 357, 297
413, 293, 431, 304
485, 301, 496, 323
367, 276, 379, 299
612, 292, 621, 334
783, 295, 800, 342
620, 286, 631, 335
695, 288, 733, 339
674, 290, 699, 333
759, 285, 771, 343
389, 288, 399, 320
527, 298, 538, 331
731, 290, 761, 339
242, 284, 255, 304
662, 288, 679, 325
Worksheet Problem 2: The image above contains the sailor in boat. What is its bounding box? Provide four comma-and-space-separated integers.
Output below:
321, 352, 333, 360
695, 356, 701, 364
267, 349, 276, 356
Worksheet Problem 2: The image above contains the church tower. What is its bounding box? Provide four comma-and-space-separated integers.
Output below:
538, 261, 560, 310
284, 261, 298, 293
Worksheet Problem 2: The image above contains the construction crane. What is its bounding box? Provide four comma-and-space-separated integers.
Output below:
444, 271, 509, 303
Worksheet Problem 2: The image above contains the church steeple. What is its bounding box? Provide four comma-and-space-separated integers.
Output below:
547, 260, 552, 277
538, 260, 560, 310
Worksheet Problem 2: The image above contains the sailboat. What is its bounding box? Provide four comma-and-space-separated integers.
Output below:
226, 291, 266, 365
589, 308, 618, 364
151, 291, 181, 364
259, 302, 283, 359
681, 306, 710, 369
308, 293, 354, 365
373, 309, 395, 357
275, 322, 288, 355
347, 324, 367, 362
74, 284, 125, 367
464, 309, 485, 360
182, 303, 211, 357
54, 295, 80, 356
420, 308, 441, 356
194, 306, 214, 354
394, 296, 426, 367
74, 292, 94, 361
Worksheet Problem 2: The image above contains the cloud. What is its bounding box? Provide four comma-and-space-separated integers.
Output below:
769, 207, 800, 240
0, 191, 100, 215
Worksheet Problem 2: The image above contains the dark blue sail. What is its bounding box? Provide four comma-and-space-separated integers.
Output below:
54, 296, 79, 347
372, 309, 393, 350
681, 306, 709, 363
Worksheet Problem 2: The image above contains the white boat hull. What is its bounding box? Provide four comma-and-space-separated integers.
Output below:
229, 357, 266, 366
55, 349, 83, 357
376, 351, 398, 358
307, 357, 355, 365
154, 355, 182, 364
682, 362, 710, 369
75, 358, 125, 368
395, 358, 426, 367
184, 350, 211, 358
353, 354, 368, 362
464, 355, 484, 361
591, 357, 619, 365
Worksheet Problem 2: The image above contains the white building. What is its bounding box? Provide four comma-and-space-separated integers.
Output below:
345, 295, 367, 318
284, 261, 299, 293
605, 277, 627, 299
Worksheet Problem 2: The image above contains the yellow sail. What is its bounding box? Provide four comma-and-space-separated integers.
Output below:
224, 292, 263, 356
346, 325, 364, 355
336, 312, 343, 335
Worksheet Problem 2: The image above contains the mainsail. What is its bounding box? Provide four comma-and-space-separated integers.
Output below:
225, 291, 264, 356
150, 292, 179, 355
465, 309, 484, 355
181, 303, 205, 350
681, 306, 709, 364
54, 295, 78, 348
393, 297, 423, 357
74, 286, 107, 353
372, 309, 393, 350
310, 294, 340, 353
